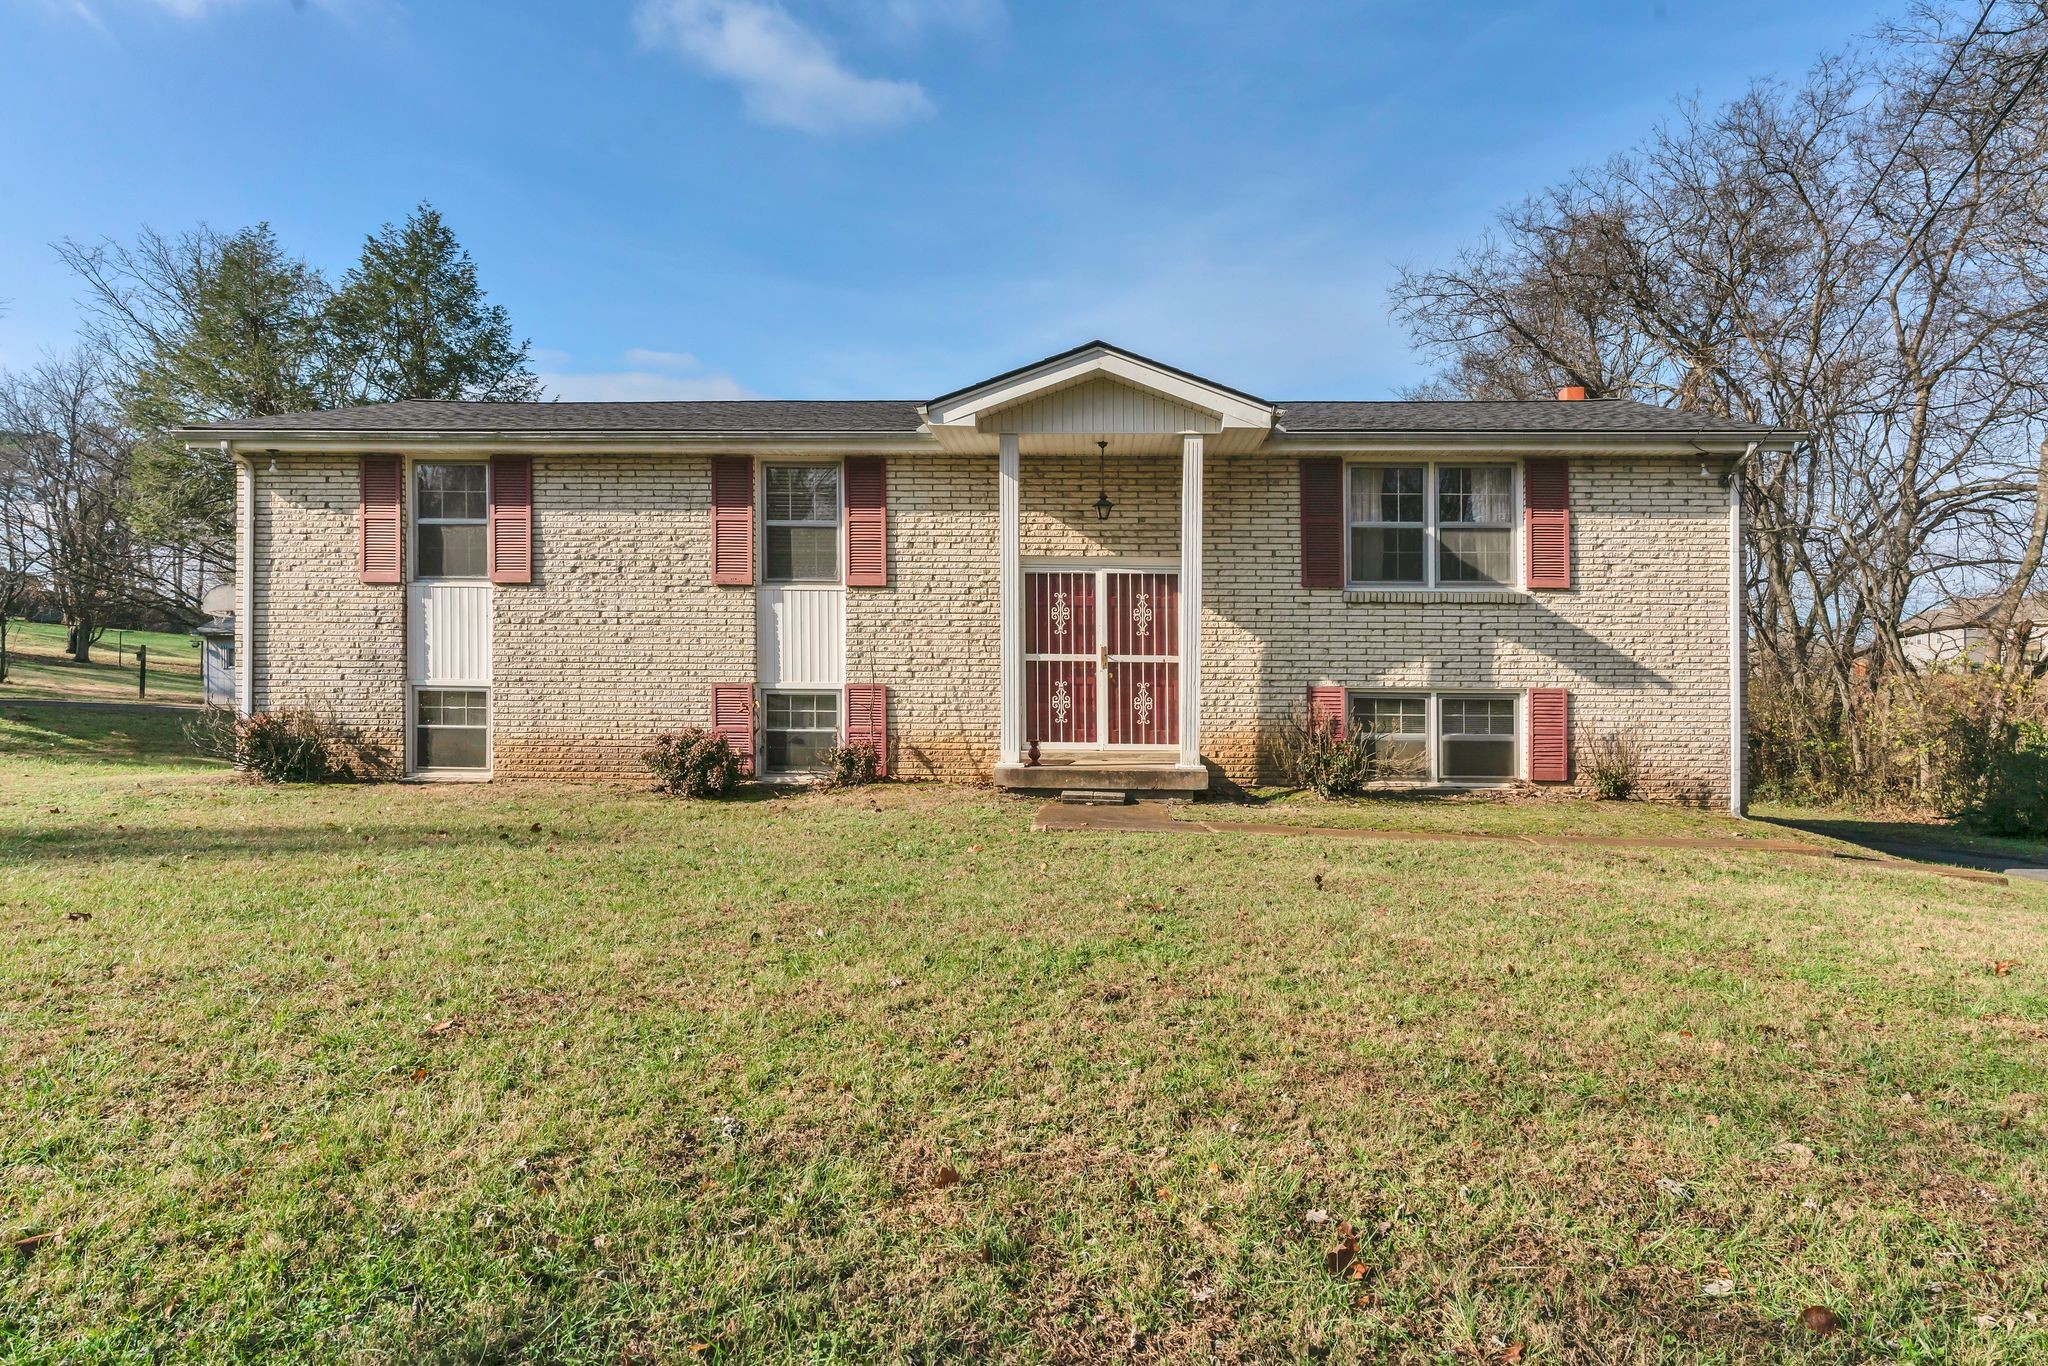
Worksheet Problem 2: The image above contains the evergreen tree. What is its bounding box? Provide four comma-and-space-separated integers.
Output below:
326, 203, 541, 404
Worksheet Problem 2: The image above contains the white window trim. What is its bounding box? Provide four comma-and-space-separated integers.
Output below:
761, 686, 845, 778
410, 457, 491, 585
761, 460, 845, 587
408, 684, 494, 780
1346, 688, 1526, 786
1345, 458, 1521, 592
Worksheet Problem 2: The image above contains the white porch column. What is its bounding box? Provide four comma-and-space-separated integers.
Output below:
1179, 432, 1204, 768
998, 432, 1023, 765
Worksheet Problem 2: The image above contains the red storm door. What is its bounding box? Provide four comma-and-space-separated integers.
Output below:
1104, 570, 1179, 745
1026, 569, 1098, 745
1025, 568, 1178, 750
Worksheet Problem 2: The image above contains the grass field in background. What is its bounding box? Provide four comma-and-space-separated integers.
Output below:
0, 619, 204, 704
4, 708, 2046, 1361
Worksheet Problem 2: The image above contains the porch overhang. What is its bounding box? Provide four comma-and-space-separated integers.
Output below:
921, 340, 1276, 456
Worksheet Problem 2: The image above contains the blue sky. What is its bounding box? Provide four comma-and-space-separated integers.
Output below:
2, 0, 1895, 402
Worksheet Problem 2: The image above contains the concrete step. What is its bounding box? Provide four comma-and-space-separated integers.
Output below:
1059, 789, 1131, 805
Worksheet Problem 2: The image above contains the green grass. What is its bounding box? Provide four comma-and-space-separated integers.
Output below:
0, 619, 203, 704
4, 709, 2047, 1361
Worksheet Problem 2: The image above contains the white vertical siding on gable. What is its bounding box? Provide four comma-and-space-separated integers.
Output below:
408, 583, 494, 685
992, 377, 1223, 435
758, 585, 844, 688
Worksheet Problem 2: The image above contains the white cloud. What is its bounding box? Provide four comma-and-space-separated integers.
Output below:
634, 0, 933, 135
539, 348, 759, 401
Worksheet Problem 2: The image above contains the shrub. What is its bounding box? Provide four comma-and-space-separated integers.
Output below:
819, 741, 881, 789
642, 728, 742, 798
1947, 716, 2048, 835
1584, 726, 1646, 800
1273, 709, 1377, 799
227, 706, 385, 783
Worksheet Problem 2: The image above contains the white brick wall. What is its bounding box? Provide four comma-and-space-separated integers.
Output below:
247, 449, 1732, 801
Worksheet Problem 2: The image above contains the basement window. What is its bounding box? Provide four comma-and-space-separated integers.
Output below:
415, 688, 490, 771
764, 691, 838, 773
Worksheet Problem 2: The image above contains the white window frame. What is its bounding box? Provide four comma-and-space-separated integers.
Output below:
1344, 689, 1526, 786
409, 684, 494, 779
411, 458, 491, 584
761, 461, 844, 586
761, 687, 844, 776
1345, 459, 1521, 590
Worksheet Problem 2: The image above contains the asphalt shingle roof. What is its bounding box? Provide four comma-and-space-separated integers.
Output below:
189, 395, 1781, 439
1275, 399, 1777, 436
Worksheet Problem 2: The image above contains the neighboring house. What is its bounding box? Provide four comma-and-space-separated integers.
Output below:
179, 341, 1797, 810
192, 615, 236, 706
1900, 593, 2048, 667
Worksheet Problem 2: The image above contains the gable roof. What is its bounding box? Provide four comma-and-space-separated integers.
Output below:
1902, 592, 2048, 635
176, 341, 1801, 450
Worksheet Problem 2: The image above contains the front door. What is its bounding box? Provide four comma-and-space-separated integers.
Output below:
1025, 568, 1179, 750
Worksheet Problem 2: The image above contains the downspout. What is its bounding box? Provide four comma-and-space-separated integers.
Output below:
1730, 443, 1755, 816
234, 445, 254, 719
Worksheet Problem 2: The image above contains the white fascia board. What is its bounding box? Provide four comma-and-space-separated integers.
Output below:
927, 347, 1274, 431
192, 432, 941, 457
1270, 433, 1789, 456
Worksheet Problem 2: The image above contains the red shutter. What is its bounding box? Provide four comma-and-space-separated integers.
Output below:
710, 456, 754, 586
488, 455, 533, 584
844, 456, 887, 587
1299, 458, 1343, 589
1306, 684, 1347, 741
1528, 688, 1570, 782
1524, 458, 1571, 589
845, 683, 888, 775
712, 684, 755, 775
359, 455, 402, 584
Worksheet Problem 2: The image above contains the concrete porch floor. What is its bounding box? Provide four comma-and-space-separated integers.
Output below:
993, 748, 1209, 793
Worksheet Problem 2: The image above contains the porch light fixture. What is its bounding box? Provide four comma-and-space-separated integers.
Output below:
1093, 439, 1114, 521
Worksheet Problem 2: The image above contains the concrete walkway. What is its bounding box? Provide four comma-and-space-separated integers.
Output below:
1032, 801, 2008, 884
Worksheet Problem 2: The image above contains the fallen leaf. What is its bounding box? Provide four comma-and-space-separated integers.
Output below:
1800, 1305, 1843, 1335
1991, 960, 2019, 976
64, 911, 91, 923
932, 1165, 962, 1191
1324, 1232, 1359, 1278
1702, 1278, 1736, 1298
1304, 1209, 1331, 1225
1502, 1342, 1526, 1364
529, 822, 542, 833
1656, 1177, 1688, 1199
12, 1229, 57, 1254
425, 1017, 458, 1036
1771, 1140, 1816, 1168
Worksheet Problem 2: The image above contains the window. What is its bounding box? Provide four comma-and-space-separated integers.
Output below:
416, 462, 488, 579
1341, 691, 1522, 784
764, 691, 838, 772
1349, 694, 1428, 778
1349, 466, 1426, 585
416, 688, 489, 770
1437, 466, 1514, 584
765, 465, 840, 583
1347, 462, 1515, 588
1440, 696, 1517, 780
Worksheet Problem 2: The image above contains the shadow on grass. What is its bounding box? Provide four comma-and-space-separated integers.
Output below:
1759, 811, 2048, 867
1, 819, 626, 865
1, 705, 214, 769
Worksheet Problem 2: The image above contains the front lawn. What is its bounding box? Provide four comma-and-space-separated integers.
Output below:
4, 711, 2046, 1361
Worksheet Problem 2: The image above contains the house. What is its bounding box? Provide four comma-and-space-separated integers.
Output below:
192, 615, 236, 707
180, 341, 1798, 810
1900, 592, 2048, 667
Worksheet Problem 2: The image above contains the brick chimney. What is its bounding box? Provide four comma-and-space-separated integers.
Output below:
1557, 385, 1587, 401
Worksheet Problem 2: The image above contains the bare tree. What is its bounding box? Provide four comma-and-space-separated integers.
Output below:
0, 351, 185, 664
1390, 1, 2048, 796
